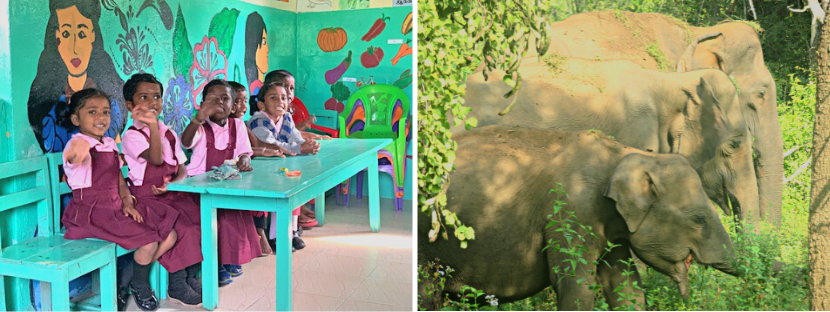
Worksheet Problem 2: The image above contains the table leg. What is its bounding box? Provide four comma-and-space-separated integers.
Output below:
368, 157, 380, 232
315, 193, 326, 226
275, 203, 293, 311
99, 257, 117, 311
200, 196, 219, 310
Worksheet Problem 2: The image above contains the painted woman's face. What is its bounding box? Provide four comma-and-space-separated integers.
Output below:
255, 29, 269, 77
55, 5, 95, 77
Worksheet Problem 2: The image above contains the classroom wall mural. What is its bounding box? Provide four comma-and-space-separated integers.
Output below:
5, 0, 296, 309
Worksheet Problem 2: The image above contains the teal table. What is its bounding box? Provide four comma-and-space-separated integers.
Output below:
167, 138, 391, 311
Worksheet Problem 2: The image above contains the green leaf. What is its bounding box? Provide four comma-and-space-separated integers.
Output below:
172, 5, 193, 83
208, 8, 240, 57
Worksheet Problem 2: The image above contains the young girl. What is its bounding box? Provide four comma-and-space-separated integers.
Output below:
263, 70, 323, 227
229, 80, 276, 255
180, 79, 262, 286
121, 74, 203, 305
61, 88, 178, 312
247, 82, 322, 250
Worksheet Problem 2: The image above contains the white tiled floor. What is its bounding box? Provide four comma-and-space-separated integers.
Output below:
126, 197, 413, 311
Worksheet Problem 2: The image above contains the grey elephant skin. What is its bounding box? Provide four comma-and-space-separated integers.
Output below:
522, 11, 782, 226
418, 126, 739, 310
460, 58, 761, 226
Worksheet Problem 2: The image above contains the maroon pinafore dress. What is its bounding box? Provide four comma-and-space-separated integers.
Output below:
127, 127, 204, 273
201, 120, 262, 264
62, 147, 179, 250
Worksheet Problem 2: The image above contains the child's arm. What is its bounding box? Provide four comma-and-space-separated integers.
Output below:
64, 138, 91, 165
118, 173, 143, 223
171, 164, 187, 182
181, 105, 215, 148
247, 127, 288, 157
133, 109, 164, 165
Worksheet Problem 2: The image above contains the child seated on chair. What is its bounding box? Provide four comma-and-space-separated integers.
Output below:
228, 80, 280, 255
120, 73, 203, 305
263, 70, 324, 229
247, 82, 320, 251
180, 79, 262, 287
61, 88, 178, 312
263, 69, 329, 140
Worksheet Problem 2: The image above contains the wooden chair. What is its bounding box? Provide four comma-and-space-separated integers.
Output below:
0, 155, 117, 311
45, 153, 167, 303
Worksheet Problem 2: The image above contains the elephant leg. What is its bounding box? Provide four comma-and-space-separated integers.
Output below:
553, 272, 598, 311
597, 241, 646, 310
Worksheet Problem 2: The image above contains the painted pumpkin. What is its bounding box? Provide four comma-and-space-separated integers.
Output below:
317, 27, 347, 52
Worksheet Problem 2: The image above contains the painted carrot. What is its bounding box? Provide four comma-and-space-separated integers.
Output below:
391, 40, 412, 66
361, 14, 390, 42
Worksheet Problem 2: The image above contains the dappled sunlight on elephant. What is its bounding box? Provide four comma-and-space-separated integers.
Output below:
459, 58, 761, 228
419, 126, 739, 310
517, 11, 782, 226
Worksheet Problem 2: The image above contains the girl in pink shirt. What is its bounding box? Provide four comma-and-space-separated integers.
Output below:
61, 88, 178, 311
180, 79, 262, 286
121, 74, 203, 305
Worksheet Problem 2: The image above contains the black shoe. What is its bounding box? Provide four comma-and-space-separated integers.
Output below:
187, 277, 202, 295
117, 285, 130, 311
293, 236, 306, 250
129, 283, 159, 311
169, 270, 202, 305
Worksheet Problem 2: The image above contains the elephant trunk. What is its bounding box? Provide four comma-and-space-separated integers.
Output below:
752, 105, 784, 227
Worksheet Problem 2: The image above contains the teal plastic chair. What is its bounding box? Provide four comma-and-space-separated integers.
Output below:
46, 152, 167, 303
0, 155, 117, 311
338, 84, 411, 209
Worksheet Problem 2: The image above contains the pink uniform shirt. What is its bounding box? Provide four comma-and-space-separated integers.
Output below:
122, 120, 188, 186
63, 133, 123, 190
184, 118, 253, 176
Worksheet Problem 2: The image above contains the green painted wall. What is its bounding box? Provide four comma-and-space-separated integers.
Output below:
297, 7, 413, 200
3, 0, 295, 309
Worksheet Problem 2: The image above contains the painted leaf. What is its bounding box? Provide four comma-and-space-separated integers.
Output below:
163, 75, 195, 136
208, 8, 240, 58
173, 5, 193, 83
137, 0, 173, 30
189, 36, 228, 109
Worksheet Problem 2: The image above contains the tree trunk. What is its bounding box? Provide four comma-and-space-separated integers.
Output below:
810, 3, 830, 309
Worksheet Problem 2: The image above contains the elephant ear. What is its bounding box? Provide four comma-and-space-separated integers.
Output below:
677, 32, 724, 72
693, 75, 734, 139
604, 154, 657, 233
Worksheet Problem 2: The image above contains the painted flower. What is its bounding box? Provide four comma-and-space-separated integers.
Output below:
163, 75, 195, 136
117, 26, 153, 76
189, 36, 227, 109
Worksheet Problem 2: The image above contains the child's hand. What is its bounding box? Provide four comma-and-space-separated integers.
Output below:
263, 148, 286, 158
123, 204, 144, 223
194, 104, 217, 123
278, 145, 297, 157
151, 177, 170, 195
238, 155, 253, 171
133, 107, 159, 127
65, 138, 91, 164
301, 140, 320, 155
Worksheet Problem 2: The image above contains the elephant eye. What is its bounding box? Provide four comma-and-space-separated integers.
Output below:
692, 214, 708, 225
730, 138, 742, 149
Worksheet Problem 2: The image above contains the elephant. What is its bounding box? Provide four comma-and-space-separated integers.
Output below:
418, 126, 739, 310
516, 10, 782, 225
459, 58, 761, 226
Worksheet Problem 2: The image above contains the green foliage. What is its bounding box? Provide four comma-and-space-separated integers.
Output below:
419, 0, 553, 247
207, 8, 240, 57
172, 5, 193, 83
646, 42, 671, 71
542, 52, 568, 76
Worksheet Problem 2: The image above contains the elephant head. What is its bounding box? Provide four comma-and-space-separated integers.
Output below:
677, 24, 783, 225
605, 153, 738, 298
674, 70, 760, 226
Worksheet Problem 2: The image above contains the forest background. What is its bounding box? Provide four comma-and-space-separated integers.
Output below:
418, 0, 817, 310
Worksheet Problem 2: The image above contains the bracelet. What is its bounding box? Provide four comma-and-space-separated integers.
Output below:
122, 195, 137, 206
192, 117, 205, 125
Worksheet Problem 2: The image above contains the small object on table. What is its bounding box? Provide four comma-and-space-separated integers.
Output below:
279, 167, 302, 177
210, 163, 240, 181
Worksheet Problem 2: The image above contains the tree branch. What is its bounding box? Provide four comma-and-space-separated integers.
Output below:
748, 0, 757, 20
784, 145, 801, 158
785, 157, 812, 185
